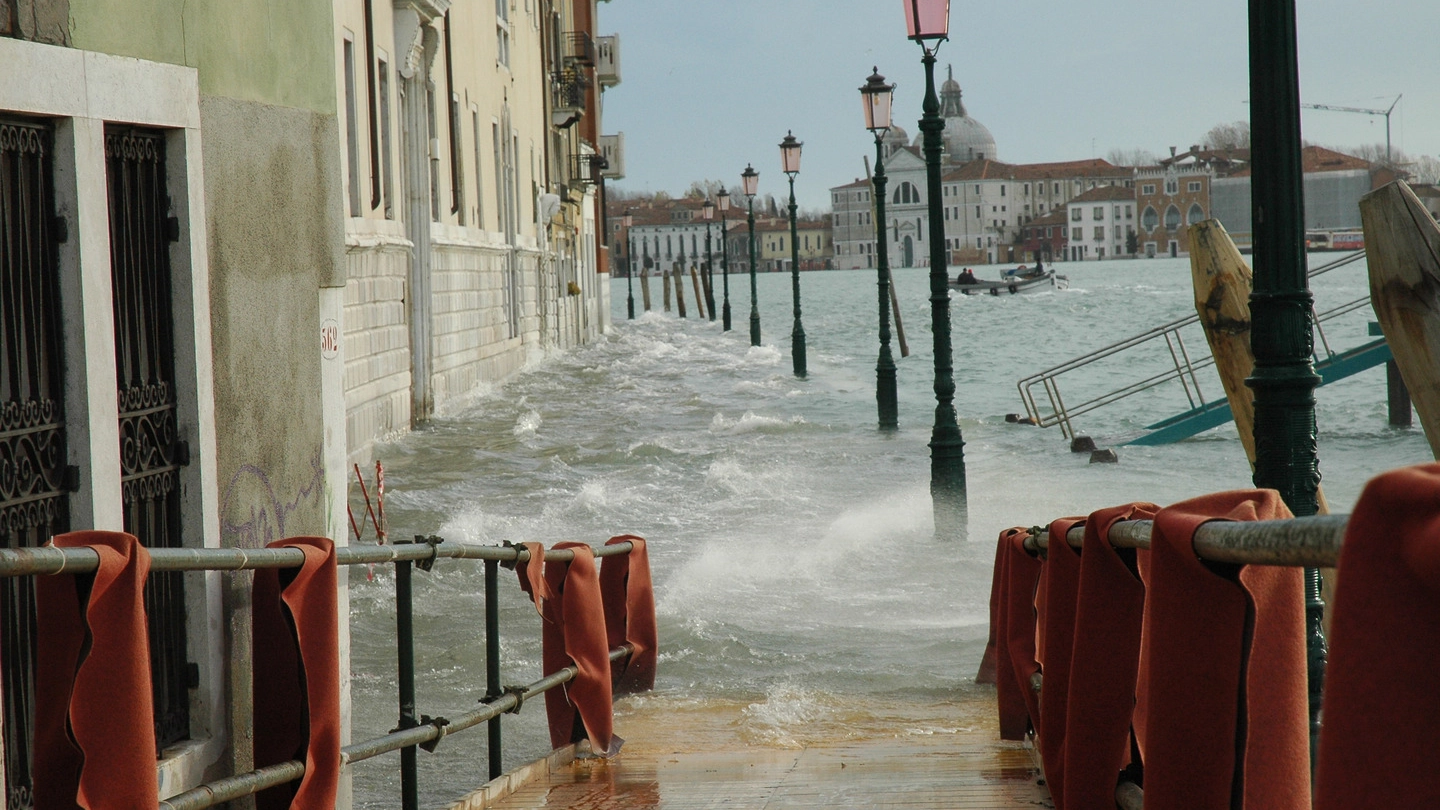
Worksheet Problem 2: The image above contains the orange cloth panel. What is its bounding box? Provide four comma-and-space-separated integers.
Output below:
1316, 463, 1440, 807
254, 537, 341, 810
34, 531, 157, 810
1137, 491, 1309, 810
599, 535, 657, 694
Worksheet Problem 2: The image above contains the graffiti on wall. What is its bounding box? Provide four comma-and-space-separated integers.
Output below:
219, 448, 326, 548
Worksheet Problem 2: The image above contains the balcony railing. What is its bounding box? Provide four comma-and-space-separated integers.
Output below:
563, 32, 596, 66
551, 68, 588, 129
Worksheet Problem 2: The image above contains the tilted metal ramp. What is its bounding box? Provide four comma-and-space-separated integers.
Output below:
1016, 251, 1384, 445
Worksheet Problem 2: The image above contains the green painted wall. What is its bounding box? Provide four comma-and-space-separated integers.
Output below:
69, 0, 335, 114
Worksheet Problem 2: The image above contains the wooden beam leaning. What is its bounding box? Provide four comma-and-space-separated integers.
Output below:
1361, 180, 1440, 459
1188, 219, 1331, 513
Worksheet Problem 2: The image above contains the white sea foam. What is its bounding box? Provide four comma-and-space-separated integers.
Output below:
512, 409, 542, 437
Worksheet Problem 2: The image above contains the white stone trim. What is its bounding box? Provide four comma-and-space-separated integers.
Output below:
0, 36, 224, 799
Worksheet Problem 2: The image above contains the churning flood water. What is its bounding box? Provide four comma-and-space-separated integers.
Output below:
348, 255, 1430, 807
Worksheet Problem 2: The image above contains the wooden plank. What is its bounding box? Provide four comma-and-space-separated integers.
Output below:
1360, 180, 1440, 459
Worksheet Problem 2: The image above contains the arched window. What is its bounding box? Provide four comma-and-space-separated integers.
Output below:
1188, 203, 1205, 225
892, 181, 919, 205
1164, 205, 1181, 230
1142, 206, 1159, 230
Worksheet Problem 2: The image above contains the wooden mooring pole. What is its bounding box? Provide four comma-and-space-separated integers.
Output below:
1361, 180, 1440, 453
690, 265, 707, 320
641, 266, 652, 312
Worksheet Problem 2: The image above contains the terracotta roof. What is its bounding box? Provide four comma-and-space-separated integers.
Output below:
1067, 185, 1136, 203
943, 157, 1131, 182
1026, 208, 1069, 227
831, 178, 872, 190
1221, 146, 1375, 178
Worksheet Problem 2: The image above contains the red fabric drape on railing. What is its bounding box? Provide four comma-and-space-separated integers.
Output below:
517, 541, 617, 755
1037, 517, 1084, 809
975, 531, 1004, 685
599, 535, 656, 694
1060, 502, 1156, 810
253, 536, 341, 810
993, 527, 1044, 741
1315, 463, 1440, 807
34, 531, 158, 810
1137, 491, 1309, 810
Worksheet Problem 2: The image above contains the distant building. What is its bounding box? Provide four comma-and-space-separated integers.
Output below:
1135, 163, 1214, 258
1167, 145, 1402, 245
832, 178, 876, 270
1022, 208, 1070, 263
1065, 186, 1137, 261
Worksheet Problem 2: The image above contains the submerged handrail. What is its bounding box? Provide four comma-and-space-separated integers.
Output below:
1016, 250, 1368, 439
1024, 513, 1347, 567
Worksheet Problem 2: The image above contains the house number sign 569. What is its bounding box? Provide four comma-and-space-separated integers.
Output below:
321, 319, 340, 360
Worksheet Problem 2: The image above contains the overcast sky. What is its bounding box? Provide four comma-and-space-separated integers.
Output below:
596, 0, 1439, 211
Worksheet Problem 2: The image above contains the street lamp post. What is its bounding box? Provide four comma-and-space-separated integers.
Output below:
862, 68, 899, 430
623, 209, 635, 320
1247, 0, 1325, 760
702, 197, 717, 322
743, 164, 761, 346
903, 0, 967, 535
780, 131, 806, 378
719, 188, 733, 331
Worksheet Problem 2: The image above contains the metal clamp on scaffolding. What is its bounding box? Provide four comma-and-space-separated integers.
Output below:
399, 534, 445, 571
418, 715, 450, 753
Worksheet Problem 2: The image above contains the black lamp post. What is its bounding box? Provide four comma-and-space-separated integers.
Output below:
903, 0, 966, 535
623, 209, 635, 320
780, 131, 806, 378
1247, 0, 1325, 760
862, 68, 899, 430
702, 197, 717, 322
743, 164, 761, 346
718, 188, 732, 331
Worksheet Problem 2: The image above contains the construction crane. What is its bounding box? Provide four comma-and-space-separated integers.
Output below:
1300, 95, 1402, 164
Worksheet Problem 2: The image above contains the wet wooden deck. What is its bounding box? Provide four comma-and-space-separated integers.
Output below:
450, 691, 1053, 810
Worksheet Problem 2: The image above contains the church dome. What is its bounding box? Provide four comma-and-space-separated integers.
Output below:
882, 124, 911, 158
913, 66, 997, 164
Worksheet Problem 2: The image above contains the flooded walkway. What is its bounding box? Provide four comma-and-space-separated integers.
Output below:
462, 692, 1053, 809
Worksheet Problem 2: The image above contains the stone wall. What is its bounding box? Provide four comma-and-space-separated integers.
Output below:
344, 220, 412, 463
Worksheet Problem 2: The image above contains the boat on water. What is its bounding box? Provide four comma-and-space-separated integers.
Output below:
951, 263, 1067, 295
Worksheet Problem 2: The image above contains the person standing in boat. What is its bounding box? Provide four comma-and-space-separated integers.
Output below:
957, 268, 978, 285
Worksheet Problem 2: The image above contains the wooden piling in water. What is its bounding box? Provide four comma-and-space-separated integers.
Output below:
690, 266, 707, 319
673, 264, 687, 318
640, 267, 652, 312
1187, 218, 1331, 512
1361, 180, 1440, 457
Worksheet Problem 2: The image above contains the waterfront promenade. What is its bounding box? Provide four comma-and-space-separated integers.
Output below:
475, 692, 1051, 809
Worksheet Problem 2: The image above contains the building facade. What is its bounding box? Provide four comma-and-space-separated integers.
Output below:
1066, 185, 1137, 261
1134, 165, 1212, 258
0, 1, 619, 806
336, 0, 616, 465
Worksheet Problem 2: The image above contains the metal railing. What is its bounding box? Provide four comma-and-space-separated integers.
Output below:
1016, 251, 1368, 439
0, 537, 637, 810
1020, 512, 1347, 810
